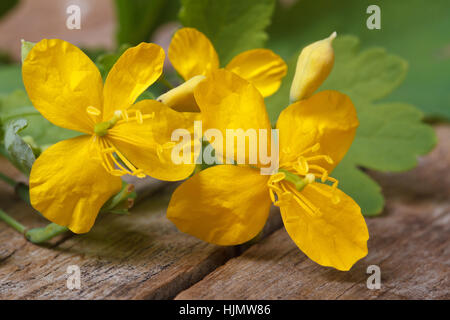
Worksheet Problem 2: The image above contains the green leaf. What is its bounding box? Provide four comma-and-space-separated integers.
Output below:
21, 40, 36, 63
344, 102, 436, 172
115, 0, 180, 46
322, 37, 408, 104
4, 119, 36, 175
267, 0, 450, 120
180, 0, 275, 64
331, 163, 384, 216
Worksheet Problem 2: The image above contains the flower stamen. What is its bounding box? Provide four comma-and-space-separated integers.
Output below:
86, 106, 101, 116
99, 138, 146, 178
116, 109, 155, 126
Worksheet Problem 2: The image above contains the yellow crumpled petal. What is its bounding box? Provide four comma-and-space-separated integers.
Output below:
107, 99, 196, 181
29, 135, 122, 234
22, 39, 103, 134
226, 49, 287, 97
167, 165, 271, 245
194, 69, 272, 165
169, 28, 219, 81
277, 90, 358, 172
280, 182, 369, 271
290, 32, 336, 102
157, 75, 206, 112
103, 43, 165, 120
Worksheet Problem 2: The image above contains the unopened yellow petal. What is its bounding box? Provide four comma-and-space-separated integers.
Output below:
107, 99, 196, 181
167, 165, 271, 245
194, 69, 272, 166
277, 90, 358, 172
290, 32, 336, 102
22, 39, 103, 134
226, 49, 287, 97
157, 75, 206, 112
280, 182, 369, 271
103, 43, 165, 120
29, 135, 122, 234
168, 28, 219, 80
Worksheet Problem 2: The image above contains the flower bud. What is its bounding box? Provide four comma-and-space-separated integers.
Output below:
289, 32, 336, 102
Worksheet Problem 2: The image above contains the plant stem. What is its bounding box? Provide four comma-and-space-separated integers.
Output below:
25, 223, 69, 244
0, 209, 26, 234
0, 172, 16, 187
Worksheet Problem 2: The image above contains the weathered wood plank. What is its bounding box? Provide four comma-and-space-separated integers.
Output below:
0, 191, 235, 299
175, 126, 450, 300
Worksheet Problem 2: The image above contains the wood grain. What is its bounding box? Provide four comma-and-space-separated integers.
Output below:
175, 198, 449, 299
0, 172, 281, 299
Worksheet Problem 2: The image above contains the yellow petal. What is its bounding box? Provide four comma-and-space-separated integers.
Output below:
167, 165, 271, 245
194, 69, 272, 166
103, 43, 165, 120
29, 135, 122, 234
157, 75, 206, 112
277, 90, 358, 172
280, 182, 369, 271
290, 32, 336, 102
22, 39, 103, 134
168, 28, 219, 80
107, 99, 196, 181
226, 49, 287, 97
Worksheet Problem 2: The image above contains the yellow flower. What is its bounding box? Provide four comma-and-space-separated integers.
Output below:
167, 69, 369, 271
158, 27, 287, 112
23, 39, 196, 233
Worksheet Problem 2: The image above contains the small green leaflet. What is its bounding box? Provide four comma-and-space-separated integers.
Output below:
4, 119, 35, 176
180, 0, 275, 65
21, 40, 36, 63
267, 36, 436, 216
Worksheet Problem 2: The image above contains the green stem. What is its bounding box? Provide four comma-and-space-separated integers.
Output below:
0, 172, 16, 187
0, 209, 26, 234
25, 223, 69, 244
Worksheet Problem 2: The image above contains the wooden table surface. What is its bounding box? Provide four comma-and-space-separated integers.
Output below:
0, 125, 448, 300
